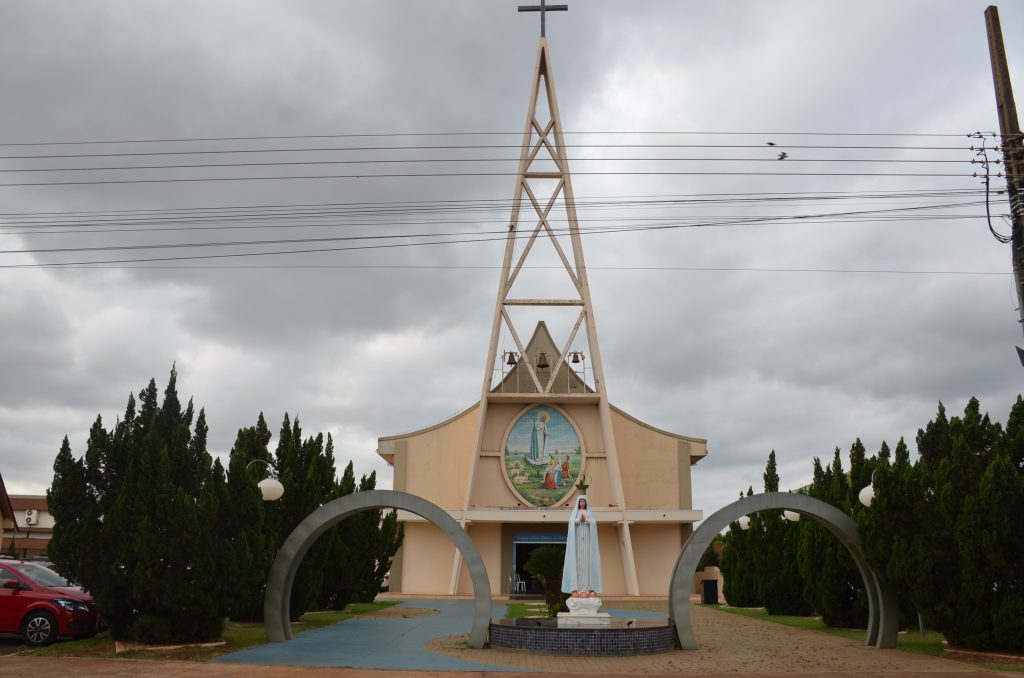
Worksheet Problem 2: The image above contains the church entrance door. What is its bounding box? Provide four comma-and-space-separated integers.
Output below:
512, 533, 566, 594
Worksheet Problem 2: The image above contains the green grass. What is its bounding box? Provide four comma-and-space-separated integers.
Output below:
504, 602, 549, 619
19, 601, 398, 662
707, 605, 1023, 673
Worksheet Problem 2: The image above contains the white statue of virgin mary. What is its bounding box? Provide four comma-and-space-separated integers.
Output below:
561, 493, 602, 594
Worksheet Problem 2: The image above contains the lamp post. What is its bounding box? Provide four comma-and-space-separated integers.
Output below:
246, 459, 284, 502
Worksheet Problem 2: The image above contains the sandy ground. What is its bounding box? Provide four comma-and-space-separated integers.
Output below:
428, 602, 995, 674
0, 601, 1007, 676
359, 606, 440, 619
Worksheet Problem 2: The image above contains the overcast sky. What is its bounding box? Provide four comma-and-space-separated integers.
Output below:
1, 0, 1022, 518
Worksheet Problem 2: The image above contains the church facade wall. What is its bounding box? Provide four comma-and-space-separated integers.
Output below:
380, 400, 705, 597
610, 409, 704, 510
630, 524, 684, 595
383, 404, 478, 507
456, 523, 502, 594
395, 522, 462, 593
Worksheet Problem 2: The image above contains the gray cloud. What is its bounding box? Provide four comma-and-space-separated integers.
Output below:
1, 0, 1022, 522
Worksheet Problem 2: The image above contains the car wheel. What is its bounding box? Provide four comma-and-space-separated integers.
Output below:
22, 611, 58, 646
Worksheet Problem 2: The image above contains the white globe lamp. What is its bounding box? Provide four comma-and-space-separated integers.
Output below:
258, 477, 285, 502
246, 459, 285, 502
858, 484, 875, 508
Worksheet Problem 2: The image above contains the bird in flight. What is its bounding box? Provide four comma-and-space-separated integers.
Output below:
777, 152, 788, 160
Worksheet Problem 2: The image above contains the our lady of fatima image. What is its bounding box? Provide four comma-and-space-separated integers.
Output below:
561, 483, 602, 595
528, 410, 550, 465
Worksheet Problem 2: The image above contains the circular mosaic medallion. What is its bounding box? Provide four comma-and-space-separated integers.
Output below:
502, 405, 583, 508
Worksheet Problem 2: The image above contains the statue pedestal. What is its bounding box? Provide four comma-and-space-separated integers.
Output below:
556, 612, 611, 626
558, 596, 610, 625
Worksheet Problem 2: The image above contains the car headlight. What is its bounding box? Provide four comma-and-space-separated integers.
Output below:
55, 599, 90, 613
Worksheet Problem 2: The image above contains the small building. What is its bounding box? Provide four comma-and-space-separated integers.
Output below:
0, 472, 53, 559
7, 495, 53, 558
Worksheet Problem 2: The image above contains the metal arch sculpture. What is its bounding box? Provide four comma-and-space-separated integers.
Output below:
668, 492, 898, 650
264, 490, 492, 648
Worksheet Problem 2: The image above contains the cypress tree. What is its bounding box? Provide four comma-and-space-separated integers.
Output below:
953, 452, 1024, 651
919, 398, 1001, 635
847, 438, 871, 509
218, 414, 275, 621
85, 410, 135, 636
721, 487, 760, 606
857, 436, 920, 629
317, 456, 403, 610
52, 375, 404, 634
113, 372, 222, 641
1006, 395, 1024, 472
763, 450, 779, 492
318, 458, 356, 610
349, 470, 402, 603
799, 446, 866, 627
47, 437, 89, 583
272, 416, 333, 619
798, 456, 831, 616
757, 451, 812, 615
376, 504, 403, 598
857, 397, 1024, 651
49, 369, 224, 642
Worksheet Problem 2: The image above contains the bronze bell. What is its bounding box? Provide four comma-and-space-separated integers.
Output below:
505, 352, 518, 366
571, 351, 582, 364
536, 352, 550, 369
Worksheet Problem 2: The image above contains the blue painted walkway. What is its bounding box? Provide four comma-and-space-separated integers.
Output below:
214, 600, 521, 671
213, 600, 666, 671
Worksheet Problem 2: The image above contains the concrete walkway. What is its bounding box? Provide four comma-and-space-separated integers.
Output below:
213, 600, 665, 671
214, 600, 519, 671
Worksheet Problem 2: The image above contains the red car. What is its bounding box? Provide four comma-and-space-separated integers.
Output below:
0, 558, 98, 646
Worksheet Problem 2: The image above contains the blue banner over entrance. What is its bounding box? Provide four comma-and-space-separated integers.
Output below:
512, 533, 566, 544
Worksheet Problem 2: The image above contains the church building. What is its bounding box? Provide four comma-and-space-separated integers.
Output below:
377, 14, 707, 597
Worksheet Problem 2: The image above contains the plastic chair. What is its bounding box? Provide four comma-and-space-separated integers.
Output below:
512, 572, 527, 592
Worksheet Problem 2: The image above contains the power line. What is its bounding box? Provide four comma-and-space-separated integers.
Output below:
0, 143, 977, 162
0, 187, 988, 219
0, 190, 991, 234
0, 200, 997, 265
0, 211, 986, 237
1, 262, 1007, 276
0, 170, 991, 188
0, 156, 979, 174
0, 130, 1000, 148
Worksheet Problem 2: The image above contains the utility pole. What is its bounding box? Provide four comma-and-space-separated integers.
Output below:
984, 5, 1024, 364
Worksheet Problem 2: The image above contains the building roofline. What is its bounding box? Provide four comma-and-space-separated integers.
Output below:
9, 496, 49, 511
376, 400, 706, 448
609, 403, 707, 446
377, 402, 480, 442
0, 472, 19, 531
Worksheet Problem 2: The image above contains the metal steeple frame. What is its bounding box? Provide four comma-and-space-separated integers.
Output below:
449, 36, 640, 595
